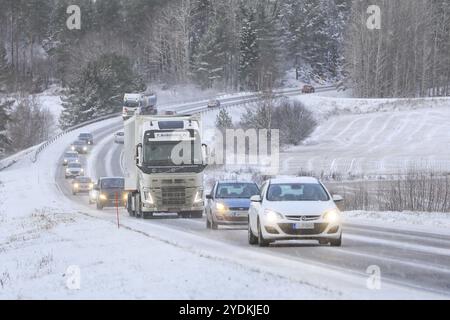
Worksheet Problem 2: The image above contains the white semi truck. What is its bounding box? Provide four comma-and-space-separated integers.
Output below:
122, 93, 157, 120
124, 114, 207, 218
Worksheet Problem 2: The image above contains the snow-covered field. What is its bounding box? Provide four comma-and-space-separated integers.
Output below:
281, 95, 450, 176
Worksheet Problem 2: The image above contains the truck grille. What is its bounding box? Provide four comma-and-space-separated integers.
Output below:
161, 187, 186, 206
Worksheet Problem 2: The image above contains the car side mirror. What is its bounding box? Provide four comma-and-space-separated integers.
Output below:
206, 194, 213, 200
332, 195, 343, 203
94, 184, 99, 191
250, 195, 262, 202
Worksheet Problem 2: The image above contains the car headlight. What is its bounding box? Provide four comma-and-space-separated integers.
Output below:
99, 194, 107, 200
323, 209, 340, 223
66, 169, 70, 173
83, 146, 87, 151
194, 190, 203, 203
73, 183, 79, 189
264, 209, 284, 223
80, 168, 84, 173
123, 193, 128, 201
71, 146, 75, 151
143, 190, 154, 204
216, 202, 228, 211
89, 183, 94, 189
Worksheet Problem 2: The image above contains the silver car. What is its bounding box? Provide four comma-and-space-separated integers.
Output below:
63, 151, 79, 166
206, 181, 260, 230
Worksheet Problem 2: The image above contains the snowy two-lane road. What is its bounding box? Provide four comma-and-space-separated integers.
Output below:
54, 115, 450, 298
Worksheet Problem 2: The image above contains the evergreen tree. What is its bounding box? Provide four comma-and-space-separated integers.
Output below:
0, 45, 12, 93
0, 100, 12, 150
60, 53, 146, 129
215, 108, 233, 131
239, 4, 259, 90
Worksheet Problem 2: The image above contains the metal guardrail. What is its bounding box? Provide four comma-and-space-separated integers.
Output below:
31, 112, 121, 163
9, 85, 335, 167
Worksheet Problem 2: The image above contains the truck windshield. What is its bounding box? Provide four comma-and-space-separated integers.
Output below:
143, 139, 203, 167
124, 101, 139, 108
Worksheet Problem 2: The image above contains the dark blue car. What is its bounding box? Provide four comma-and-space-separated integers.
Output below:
206, 181, 260, 230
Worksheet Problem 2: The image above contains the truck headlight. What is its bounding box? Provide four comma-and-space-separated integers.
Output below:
194, 190, 203, 203
66, 169, 70, 173
323, 209, 340, 223
73, 183, 79, 189
264, 209, 283, 223
99, 194, 107, 200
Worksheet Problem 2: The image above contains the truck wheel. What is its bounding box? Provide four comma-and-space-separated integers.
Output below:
135, 194, 142, 218
96, 201, 103, 210
127, 194, 135, 217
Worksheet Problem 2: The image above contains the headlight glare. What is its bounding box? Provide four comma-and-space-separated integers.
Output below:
216, 202, 227, 211
324, 209, 340, 223
264, 209, 283, 223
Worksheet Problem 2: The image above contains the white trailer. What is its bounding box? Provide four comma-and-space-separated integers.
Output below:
124, 114, 207, 218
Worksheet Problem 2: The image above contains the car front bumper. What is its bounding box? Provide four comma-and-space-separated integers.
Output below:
260, 218, 341, 240
212, 210, 248, 225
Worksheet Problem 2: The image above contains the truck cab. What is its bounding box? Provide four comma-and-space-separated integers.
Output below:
124, 115, 207, 219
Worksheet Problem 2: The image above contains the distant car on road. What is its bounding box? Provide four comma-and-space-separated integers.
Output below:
114, 131, 125, 144
65, 162, 84, 179
78, 133, 94, 145
248, 177, 343, 247
302, 85, 315, 94
92, 177, 127, 210
207, 99, 221, 108
71, 176, 94, 195
71, 140, 89, 154
206, 181, 260, 230
63, 151, 79, 166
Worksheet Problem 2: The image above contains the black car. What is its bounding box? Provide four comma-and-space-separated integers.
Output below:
93, 177, 127, 210
71, 140, 89, 154
78, 133, 94, 145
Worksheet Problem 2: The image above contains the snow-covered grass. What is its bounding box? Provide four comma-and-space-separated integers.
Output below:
280, 94, 450, 176
345, 211, 450, 235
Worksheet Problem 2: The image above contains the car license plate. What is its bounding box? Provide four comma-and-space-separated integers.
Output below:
232, 211, 246, 217
293, 222, 315, 230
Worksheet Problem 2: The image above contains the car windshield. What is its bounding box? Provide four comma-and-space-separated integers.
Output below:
73, 141, 85, 145
143, 131, 203, 167
267, 183, 329, 202
79, 134, 91, 138
75, 177, 91, 183
216, 183, 260, 199
101, 179, 124, 189
68, 163, 82, 168
65, 152, 78, 158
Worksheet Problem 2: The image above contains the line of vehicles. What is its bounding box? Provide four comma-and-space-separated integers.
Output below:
64, 89, 343, 247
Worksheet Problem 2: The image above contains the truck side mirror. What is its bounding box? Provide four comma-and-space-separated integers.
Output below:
136, 143, 143, 166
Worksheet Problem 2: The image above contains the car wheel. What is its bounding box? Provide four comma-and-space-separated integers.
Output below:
96, 201, 103, 210
257, 219, 270, 247
211, 215, 218, 230
248, 220, 258, 245
206, 215, 211, 229
329, 234, 342, 247
72, 191, 76, 196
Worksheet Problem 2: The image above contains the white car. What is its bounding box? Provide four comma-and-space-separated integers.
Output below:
248, 177, 343, 247
63, 151, 79, 166
207, 99, 221, 108
65, 162, 84, 179
114, 131, 125, 144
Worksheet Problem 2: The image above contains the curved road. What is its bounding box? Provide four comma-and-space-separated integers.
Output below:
54, 106, 450, 298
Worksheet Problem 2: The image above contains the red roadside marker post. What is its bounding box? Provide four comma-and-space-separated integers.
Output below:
115, 192, 120, 229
